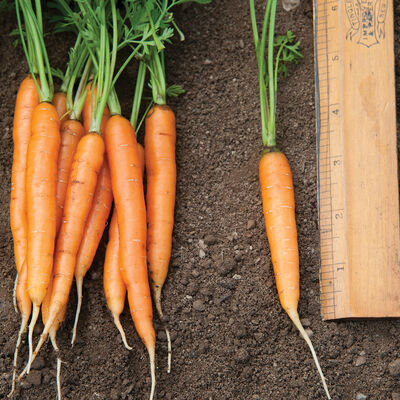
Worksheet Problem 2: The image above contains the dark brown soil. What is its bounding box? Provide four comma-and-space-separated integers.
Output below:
1, 1, 400, 399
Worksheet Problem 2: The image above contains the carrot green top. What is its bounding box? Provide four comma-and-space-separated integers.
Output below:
249, 0, 303, 148
16, 0, 53, 103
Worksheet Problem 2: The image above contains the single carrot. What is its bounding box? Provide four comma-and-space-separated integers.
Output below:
105, 115, 155, 399
71, 159, 113, 345
103, 144, 144, 350
82, 82, 110, 134
52, 91, 68, 123
8, 261, 31, 397
25, 101, 60, 371
103, 209, 132, 350
145, 105, 175, 373
249, 0, 329, 397
25, 132, 105, 374
259, 150, 330, 398
10, 75, 39, 310
55, 119, 85, 233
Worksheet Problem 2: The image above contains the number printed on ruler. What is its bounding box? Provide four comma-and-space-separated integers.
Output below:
315, 0, 347, 319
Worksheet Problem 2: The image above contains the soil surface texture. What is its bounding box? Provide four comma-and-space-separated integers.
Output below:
1, 1, 400, 399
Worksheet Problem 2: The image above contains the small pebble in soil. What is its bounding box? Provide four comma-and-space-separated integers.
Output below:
234, 348, 250, 363
204, 58, 212, 65
193, 299, 205, 312
388, 359, 400, 376
356, 394, 367, 400
204, 235, 217, 245
301, 318, 311, 327
233, 274, 242, 280
199, 249, 206, 259
247, 219, 256, 229
239, 39, 244, 48
304, 328, 314, 338
192, 269, 200, 278
26, 370, 42, 386
354, 355, 367, 367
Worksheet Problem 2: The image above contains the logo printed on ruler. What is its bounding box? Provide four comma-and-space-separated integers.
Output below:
345, 0, 388, 47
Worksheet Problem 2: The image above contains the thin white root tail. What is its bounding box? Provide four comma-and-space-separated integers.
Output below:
26, 304, 40, 375
71, 277, 83, 346
50, 330, 62, 400
19, 328, 49, 381
148, 345, 156, 400
8, 316, 29, 397
112, 314, 132, 351
12, 274, 19, 314
287, 309, 331, 400
154, 290, 172, 373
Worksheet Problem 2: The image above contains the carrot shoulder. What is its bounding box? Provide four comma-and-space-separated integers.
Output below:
52, 92, 68, 123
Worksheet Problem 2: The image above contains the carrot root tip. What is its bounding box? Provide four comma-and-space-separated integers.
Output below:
287, 309, 331, 400
26, 304, 40, 374
71, 277, 83, 347
112, 314, 132, 351
147, 345, 156, 400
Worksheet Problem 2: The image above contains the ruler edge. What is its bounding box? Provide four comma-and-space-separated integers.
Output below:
313, 0, 400, 320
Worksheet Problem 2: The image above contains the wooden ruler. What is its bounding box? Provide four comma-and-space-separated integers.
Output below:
314, 0, 400, 319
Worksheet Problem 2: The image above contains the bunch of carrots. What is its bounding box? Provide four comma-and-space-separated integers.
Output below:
9, 1, 209, 399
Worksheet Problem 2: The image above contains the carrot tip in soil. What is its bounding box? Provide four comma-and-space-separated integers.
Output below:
155, 296, 172, 374
8, 315, 29, 397
287, 309, 331, 400
148, 346, 156, 400
26, 304, 40, 374
113, 314, 132, 351
71, 277, 83, 346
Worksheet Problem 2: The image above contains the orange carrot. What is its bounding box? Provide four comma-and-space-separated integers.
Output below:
8, 261, 31, 397
103, 145, 144, 350
82, 82, 110, 134
25, 102, 60, 369
55, 119, 85, 233
71, 160, 113, 345
145, 105, 176, 372
52, 92, 68, 123
25, 132, 104, 374
259, 149, 330, 398
10, 75, 39, 311
104, 115, 155, 399
103, 209, 132, 350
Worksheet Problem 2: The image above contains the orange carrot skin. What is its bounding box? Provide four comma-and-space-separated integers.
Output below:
104, 115, 154, 349
52, 92, 68, 123
26, 102, 60, 305
259, 150, 299, 312
104, 210, 125, 315
145, 105, 176, 291
16, 262, 31, 320
104, 149, 144, 317
82, 83, 110, 134
55, 119, 85, 233
10, 75, 39, 274
48, 133, 104, 323
75, 159, 113, 280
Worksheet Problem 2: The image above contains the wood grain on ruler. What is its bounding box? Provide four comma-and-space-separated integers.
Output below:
315, 0, 400, 319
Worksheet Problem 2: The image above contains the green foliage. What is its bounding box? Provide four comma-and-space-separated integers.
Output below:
274, 30, 303, 77
166, 84, 185, 97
